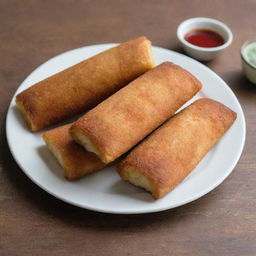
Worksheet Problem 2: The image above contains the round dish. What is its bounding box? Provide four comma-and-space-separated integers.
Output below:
241, 39, 256, 84
6, 44, 246, 214
177, 17, 233, 61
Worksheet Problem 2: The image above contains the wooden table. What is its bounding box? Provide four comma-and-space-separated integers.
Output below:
1, 1, 255, 255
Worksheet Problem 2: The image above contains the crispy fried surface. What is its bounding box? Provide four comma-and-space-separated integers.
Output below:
117, 98, 237, 199
42, 124, 105, 180
16, 36, 154, 131
70, 62, 202, 163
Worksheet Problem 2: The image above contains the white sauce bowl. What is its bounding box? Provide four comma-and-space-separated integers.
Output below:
241, 39, 256, 84
177, 17, 233, 61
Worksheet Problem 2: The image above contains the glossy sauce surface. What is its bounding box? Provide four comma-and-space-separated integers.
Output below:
185, 29, 225, 48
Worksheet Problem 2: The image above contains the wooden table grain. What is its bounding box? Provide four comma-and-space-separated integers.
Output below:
1, 1, 255, 255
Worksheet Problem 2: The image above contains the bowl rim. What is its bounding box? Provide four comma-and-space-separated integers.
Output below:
177, 17, 233, 52
241, 39, 256, 70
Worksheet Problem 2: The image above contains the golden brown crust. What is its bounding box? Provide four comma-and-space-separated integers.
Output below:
42, 124, 105, 180
16, 97, 34, 131
70, 62, 202, 163
117, 98, 237, 199
16, 36, 154, 132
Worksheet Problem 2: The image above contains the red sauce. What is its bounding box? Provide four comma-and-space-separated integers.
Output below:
184, 29, 225, 48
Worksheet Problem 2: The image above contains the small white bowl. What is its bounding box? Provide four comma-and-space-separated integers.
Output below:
177, 17, 233, 61
241, 39, 256, 84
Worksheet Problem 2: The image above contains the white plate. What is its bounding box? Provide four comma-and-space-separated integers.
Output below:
6, 44, 246, 214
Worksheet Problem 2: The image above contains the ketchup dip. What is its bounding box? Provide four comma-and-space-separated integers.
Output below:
184, 29, 225, 48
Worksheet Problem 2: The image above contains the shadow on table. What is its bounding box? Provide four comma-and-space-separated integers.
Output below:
225, 71, 256, 95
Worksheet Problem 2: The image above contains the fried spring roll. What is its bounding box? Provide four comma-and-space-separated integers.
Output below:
117, 98, 237, 199
16, 37, 154, 131
42, 124, 106, 180
70, 62, 202, 164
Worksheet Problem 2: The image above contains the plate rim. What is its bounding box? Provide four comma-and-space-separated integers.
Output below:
6, 44, 246, 214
